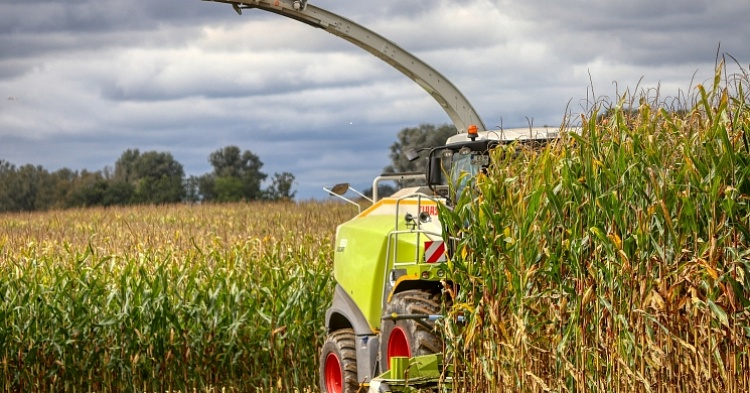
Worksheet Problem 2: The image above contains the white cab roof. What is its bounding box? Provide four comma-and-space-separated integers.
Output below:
446, 127, 573, 144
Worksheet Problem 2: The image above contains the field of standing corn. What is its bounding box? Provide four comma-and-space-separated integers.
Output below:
0, 201, 356, 392
2, 62, 750, 393
440, 62, 750, 392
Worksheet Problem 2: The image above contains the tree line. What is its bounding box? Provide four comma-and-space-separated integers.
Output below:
0, 145, 295, 213
0, 123, 455, 213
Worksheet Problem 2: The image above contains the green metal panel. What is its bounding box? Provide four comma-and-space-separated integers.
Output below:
333, 215, 421, 331
368, 353, 451, 391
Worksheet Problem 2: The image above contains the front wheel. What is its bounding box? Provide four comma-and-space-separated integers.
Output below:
379, 289, 443, 372
319, 328, 359, 393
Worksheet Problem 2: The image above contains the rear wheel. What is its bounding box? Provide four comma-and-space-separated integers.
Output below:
379, 289, 443, 372
319, 328, 358, 393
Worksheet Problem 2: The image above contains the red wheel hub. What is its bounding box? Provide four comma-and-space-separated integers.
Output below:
324, 352, 343, 393
386, 325, 411, 366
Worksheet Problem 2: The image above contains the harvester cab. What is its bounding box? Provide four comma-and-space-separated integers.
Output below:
423, 126, 563, 205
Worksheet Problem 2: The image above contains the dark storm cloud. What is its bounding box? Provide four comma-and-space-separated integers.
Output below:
500, 0, 750, 66
0, 0, 229, 34
1, 0, 748, 198
0, 2, 226, 61
0, 61, 31, 80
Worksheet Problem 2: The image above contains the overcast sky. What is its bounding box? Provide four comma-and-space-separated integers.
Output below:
1, 0, 748, 199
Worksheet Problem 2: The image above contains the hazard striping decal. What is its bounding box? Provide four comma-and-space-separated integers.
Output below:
424, 241, 446, 263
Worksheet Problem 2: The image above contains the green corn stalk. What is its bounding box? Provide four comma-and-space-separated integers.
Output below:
442, 61, 750, 393
0, 201, 354, 392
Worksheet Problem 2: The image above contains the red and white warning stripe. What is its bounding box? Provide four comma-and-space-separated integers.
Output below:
424, 241, 446, 263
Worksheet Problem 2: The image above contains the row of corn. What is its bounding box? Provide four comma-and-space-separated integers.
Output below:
440, 63, 750, 392
3, 63, 749, 393
0, 202, 355, 392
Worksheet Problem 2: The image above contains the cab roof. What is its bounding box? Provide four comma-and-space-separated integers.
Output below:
445, 126, 575, 144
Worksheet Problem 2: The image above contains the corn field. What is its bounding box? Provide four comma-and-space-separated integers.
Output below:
3, 64, 750, 393
440, 62, 750, 392
0, 201, 355, 392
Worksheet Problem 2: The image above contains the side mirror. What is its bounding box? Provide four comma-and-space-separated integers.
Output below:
405, 148, 420, 162
329, 183, 350, 195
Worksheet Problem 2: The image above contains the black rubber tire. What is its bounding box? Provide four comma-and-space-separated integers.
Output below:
379, 289, 443, 372
319, 328, 359, 393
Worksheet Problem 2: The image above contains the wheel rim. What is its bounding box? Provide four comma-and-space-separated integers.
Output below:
324, 352, 343, 393
387, 325, 411, 366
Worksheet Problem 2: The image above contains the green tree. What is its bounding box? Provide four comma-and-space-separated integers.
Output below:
69, 170, 107, 207
364, 123, 456, 198
384, 123, 457, 173
49, 168, 78, 209
114, 149, 140, 183
264, 172, 296, 201
0, 162, 54, 212
102, 180, 135, 206
202, 146, 267, 201
214, 176, 245, 202
184, 175, 203, 203
131, 151, 185, 204
195, 174, 217, 202
114, 149, 185, 204
0, 160, 21, 212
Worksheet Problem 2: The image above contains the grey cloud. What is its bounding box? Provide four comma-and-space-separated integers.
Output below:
0, 0, 230, 34
499, 0, 749, 67
0, 61, 33, 80
1, 0, 748, 199
98, 57, 389, 103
